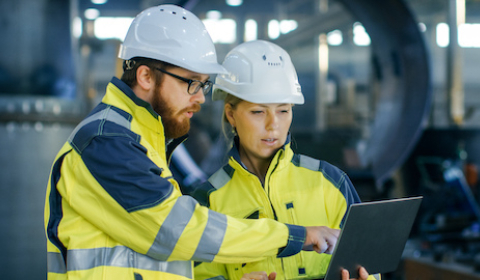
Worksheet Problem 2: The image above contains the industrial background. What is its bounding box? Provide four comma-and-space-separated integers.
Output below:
1, 0, 480, 279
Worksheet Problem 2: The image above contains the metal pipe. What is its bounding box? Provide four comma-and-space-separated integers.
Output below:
446, 0, 465, 126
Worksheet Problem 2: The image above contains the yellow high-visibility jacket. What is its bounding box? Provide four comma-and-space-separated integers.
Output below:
44, 77, 306, 280
192, 138, 381, 280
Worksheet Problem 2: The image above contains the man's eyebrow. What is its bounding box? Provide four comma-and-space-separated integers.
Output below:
188, 74, 210, 82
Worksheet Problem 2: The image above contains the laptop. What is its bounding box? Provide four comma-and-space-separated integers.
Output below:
323, 196, 423, 280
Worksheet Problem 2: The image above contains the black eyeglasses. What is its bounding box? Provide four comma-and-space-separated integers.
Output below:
155, 68, 213, 95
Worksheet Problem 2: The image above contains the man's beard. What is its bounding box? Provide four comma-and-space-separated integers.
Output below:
151, 86, 200, 139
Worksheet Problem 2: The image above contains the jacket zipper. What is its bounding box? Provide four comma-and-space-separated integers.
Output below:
267, 156, 306, 278
286, 203, 306, 278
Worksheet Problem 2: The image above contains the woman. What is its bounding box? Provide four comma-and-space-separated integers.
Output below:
192, 40, 380, 280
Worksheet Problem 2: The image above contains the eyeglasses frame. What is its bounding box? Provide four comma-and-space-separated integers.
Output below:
155, 67, 213, 95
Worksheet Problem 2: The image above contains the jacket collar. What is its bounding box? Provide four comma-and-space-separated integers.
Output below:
105, 77, 187, 159
110, 77, 159, 118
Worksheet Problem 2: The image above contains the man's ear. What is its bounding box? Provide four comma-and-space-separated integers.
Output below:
225, 103, 236, 127
136, 65, 155, 91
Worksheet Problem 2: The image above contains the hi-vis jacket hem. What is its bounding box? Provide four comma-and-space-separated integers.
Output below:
192, 137, 380, 280
44, 77, 305, 280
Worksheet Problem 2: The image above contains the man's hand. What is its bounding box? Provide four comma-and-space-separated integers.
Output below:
341, 267, 369, 280
303, 226, 340, 254
240, 271, 276, 280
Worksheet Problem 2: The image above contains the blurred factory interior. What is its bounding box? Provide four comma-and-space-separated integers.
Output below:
2, 0, 480, 278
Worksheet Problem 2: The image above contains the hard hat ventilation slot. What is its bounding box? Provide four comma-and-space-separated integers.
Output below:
268, 62, 282, 66
262, 55, 267, 61
183, 16, 187, 20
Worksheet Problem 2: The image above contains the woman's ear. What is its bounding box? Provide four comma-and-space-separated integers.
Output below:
224, 103, 236, 128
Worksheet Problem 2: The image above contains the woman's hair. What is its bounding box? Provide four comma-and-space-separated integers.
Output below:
120, 57, 174, 88
220, 91, 244, 141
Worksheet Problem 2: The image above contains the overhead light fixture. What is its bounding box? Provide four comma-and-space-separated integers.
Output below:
206, 10, 222, 20
203, 18, 236, 44
244, 19, 258, 41
436, 22, 449, 47
72, 17, 83, 38
84, 8, 100, 20
91, 0, 108, 4
327, 29, 343, 46
94, 17, 134, 41
268, 20, 280, 39
226, 0, 243, 6
353, 22, 371, 46
279, 20, 298, 34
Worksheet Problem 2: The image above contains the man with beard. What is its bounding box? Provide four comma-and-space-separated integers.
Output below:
44, 5, 342, 280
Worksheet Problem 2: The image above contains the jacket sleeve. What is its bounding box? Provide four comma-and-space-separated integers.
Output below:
194, 261, 229, 280
60, 134, 305, 263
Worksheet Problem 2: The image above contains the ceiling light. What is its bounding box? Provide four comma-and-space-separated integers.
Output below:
226, 0, 243, 6
244, 19, 257, 41
85, 8, 100, 20
268, 20, 280, 39
206, 10, 222, 20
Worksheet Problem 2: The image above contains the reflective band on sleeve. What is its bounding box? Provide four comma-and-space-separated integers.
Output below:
68, 106, 131, 144
298, 155, 320, 171
191, 209, 227, 262
373, 274, 381, 280
147, 196, 197, 260
47, 252, 67, 274
48, 247, 192, 278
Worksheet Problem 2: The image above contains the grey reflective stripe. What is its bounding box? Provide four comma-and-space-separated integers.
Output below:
48, 247, 192, 278
373, 274, 381, 280
208, 168, 231, 190
68, 107, 131, 143
47, 252, 66, 274
298, 155, 320, 171
191, 209, 227, 262
147, 196, 197, 260
206, 276, 227, 280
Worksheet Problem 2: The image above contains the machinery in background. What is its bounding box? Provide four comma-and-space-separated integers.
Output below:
401, 129, 480, 279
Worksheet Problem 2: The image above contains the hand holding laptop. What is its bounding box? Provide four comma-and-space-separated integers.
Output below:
240, 197, 421, 280
341, 267, 369, 280
303, 226, 341, 254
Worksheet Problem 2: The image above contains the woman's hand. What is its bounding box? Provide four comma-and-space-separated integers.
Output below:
240, 271, 276, 280
341, 266, 369, 280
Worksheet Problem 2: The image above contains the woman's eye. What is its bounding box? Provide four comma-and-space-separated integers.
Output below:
251, 111, 264, 114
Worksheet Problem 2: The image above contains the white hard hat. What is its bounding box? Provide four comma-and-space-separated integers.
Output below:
213, 40, 304, 104
118, 4, 227, 75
